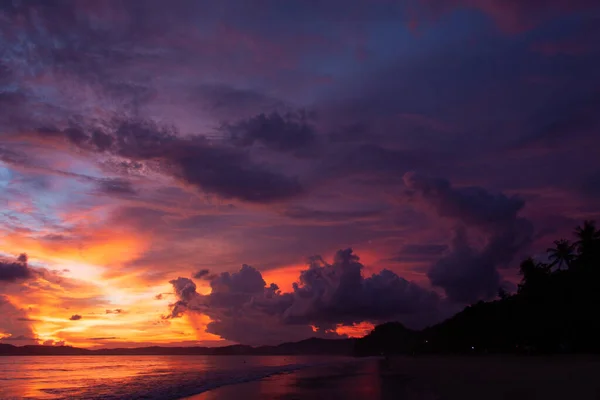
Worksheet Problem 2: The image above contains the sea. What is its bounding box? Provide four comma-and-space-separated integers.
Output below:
0, 355, 346, 400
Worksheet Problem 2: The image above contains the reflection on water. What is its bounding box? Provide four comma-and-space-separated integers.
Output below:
193, 359, 385, 400
192, 358, 444, 400
0, 355, 336, 400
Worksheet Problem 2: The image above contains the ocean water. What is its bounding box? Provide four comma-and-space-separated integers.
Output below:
0, 355, 343, 400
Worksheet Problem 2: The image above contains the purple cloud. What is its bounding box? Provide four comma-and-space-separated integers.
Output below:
225, 112, 317, 155
167, 249, 444, 345
0, 254, 33, 282
404, 172, 533, 302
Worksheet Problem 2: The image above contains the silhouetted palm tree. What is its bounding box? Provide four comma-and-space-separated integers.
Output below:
547, 239, 576, 270
574, 220, 600, 256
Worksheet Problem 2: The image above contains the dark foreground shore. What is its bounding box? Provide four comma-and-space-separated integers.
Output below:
186, 356, 600, 400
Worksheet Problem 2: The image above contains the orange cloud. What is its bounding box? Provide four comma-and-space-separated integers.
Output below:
335, 322, 375, 338
0, 224, 220, 347
1, 228, 147, 269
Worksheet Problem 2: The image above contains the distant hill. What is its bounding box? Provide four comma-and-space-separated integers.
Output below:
353, 322, 418, 356
255, 337, 355, 355
0, 338, 356, 356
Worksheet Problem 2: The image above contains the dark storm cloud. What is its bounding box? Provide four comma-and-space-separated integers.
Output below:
205, 265, 269, 310
283, 249, 441, 328
282, 206, 383, 222
169, 139, 303, 203
225, 112, 317, 154
90, 130, 115, 152
404, 172, 533, 303
69, 314, 82, 321
428, 228, 501, 303
97, 178, 137, 196
4, 0, 597, 207
30, 119, 304, 203
400, 244, 448, 256
0, 254, 34, 282
390, 244, 448, 262
192, 84, 285, 120
33, 125, 105, 152
166, 272, 293, 343
192, 269, 211, 280
167, 249, 443, 344
0, 1, 176, 101
403, 172, 527, 227
170, 277, 199, 303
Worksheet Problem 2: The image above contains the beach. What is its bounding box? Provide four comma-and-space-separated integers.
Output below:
1, 353, 600, 399
189, 356, 600, 400
0, 355, 339, 399
187, 359, 386, 400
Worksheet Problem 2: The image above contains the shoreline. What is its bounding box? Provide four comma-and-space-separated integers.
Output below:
185, 355, 600, 400
183, 359, 382, 400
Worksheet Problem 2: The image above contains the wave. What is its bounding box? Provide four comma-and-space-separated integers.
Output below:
172, 362, 319, 399
39, 361, 332, 400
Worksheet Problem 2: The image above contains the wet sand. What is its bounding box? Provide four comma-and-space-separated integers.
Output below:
186, 359, 387, 400
186, 355, 600, 400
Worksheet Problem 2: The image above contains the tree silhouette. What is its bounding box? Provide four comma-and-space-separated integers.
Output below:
547, 239, 575, 270
356, 219, 600, 356
498, 287, 509, 300
574, 220, 600, 256
517, 257, 549, 296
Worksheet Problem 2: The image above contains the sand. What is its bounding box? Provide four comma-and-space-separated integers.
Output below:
186, 355, 600, 400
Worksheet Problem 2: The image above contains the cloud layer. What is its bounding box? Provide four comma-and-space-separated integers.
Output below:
167, 249, 446, 345
404, 172, 533, 302
0, 254, 34, 282
1, 0, 599, 346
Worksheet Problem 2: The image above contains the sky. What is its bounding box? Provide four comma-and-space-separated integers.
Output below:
1, 0, 599, 348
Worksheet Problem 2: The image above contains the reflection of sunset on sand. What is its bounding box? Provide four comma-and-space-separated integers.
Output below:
190, 360, 384, 400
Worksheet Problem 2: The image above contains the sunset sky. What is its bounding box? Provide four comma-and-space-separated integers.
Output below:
1, 0, 600, 348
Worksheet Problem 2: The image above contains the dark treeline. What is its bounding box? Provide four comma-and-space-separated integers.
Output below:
356, 220, 600, 356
